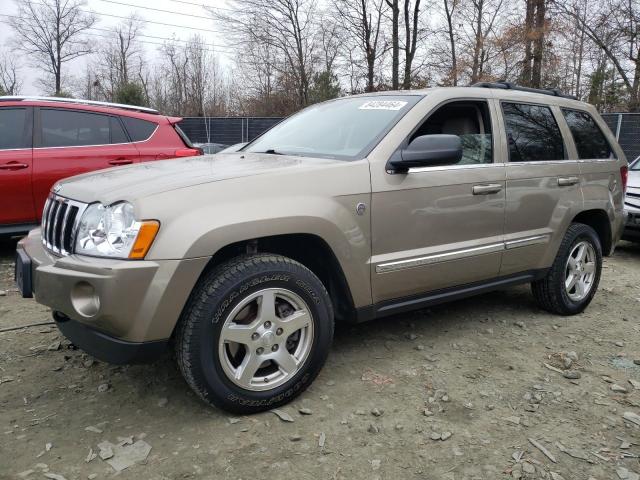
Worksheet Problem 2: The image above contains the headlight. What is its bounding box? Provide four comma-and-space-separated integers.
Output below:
75, 202, 159, 259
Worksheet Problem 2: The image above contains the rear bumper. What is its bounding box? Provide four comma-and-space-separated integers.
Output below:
17, 228, 209, 349
54, 312, 168, 364
623, 205, 640, 242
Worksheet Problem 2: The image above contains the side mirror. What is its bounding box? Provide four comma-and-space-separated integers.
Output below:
389, 134, 462, 172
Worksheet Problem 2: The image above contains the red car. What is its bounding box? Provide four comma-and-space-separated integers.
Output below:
0, 96, 201, 237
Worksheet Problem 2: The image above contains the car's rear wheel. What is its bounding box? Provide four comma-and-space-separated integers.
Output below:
531, 223, 602, 315
175, 254, 333, 413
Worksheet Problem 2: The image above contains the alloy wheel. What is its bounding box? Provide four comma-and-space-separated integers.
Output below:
564, 240, 596, 302
217, 288, 314, 391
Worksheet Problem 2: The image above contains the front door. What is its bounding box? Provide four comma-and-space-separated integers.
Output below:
0, 106, 35, 226
370, 98, 506, 304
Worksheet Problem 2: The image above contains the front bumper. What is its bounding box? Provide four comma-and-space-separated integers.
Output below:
54, 312, 168, 364
17, 229, 209, 361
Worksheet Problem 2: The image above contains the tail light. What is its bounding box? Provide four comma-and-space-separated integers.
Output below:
621, 165, 628, 192
174, 148, 202, 157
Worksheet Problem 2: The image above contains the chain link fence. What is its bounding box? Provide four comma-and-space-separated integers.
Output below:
602, 113, 640, 162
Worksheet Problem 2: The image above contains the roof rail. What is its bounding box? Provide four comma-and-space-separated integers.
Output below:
470, 81, 577, 100
0, 96, 160, 114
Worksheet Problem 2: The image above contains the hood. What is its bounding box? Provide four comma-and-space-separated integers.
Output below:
56, 153, 340, 204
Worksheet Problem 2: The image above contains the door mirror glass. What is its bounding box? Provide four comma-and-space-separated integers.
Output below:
390, 134, 462, 172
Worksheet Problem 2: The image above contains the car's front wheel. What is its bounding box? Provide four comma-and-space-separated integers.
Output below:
531, 223, 602, 315
175, 254, 333, 413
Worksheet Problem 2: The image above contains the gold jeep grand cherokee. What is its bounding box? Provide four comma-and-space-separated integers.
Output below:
16, 83, 627, 413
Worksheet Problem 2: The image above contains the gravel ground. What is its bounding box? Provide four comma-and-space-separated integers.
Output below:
1, 240, 640, 480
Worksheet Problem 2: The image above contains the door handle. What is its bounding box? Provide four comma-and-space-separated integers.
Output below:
558, 176, 579, 186
0, 162, 29, 170
108, 158, 133, 166
472, 183, 503, 195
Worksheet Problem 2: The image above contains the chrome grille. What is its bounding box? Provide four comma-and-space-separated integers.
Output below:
41, 194, 87, 255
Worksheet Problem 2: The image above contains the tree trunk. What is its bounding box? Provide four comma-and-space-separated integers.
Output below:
575, 10, 585, 97
386, 0, 400, 89
402, 0, 420, 89
530, 0, 546, 88
55, 2, 62, 95
521, 0, 535, 86
443, 0, 457, 86
367, 51, 375, 92
470, 0, 484, 83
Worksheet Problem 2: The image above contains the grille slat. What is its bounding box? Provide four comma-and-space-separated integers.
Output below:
63, 206, 79, 254
47, 201, 59, 248
52, 203, 67, 253
41, 194, 87, 256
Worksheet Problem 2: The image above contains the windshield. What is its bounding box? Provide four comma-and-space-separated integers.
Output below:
631, 157, 640, 170
243, 95, 421, 160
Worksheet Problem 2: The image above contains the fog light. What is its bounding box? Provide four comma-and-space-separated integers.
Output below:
70, 281, 100, 317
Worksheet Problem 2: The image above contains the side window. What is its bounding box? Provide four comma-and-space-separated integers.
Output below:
561, 109, 614, 159
110, 117, 129, 143
410, 100, 493, 165
0, 108, 30, 149
502, 102, 565, 162
121, 117, 157, 142
41, 109, 111, 147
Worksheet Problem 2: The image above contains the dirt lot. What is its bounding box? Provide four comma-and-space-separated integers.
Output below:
1, 240, 640, 480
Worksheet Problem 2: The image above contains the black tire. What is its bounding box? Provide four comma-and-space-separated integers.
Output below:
531, 223, 602, 315
175, 254, 334, 414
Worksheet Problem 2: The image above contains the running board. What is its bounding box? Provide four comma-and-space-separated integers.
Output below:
354, 270, 547, 322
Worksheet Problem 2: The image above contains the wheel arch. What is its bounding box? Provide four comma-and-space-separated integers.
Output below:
572, 209, 612, 255
189, 233, 357, 324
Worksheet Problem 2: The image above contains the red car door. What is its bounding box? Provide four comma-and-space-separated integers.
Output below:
32, 108, 139, 217
0, 106, 35, 228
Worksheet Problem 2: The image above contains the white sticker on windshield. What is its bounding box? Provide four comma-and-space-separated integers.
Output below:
359, 100, 408, 111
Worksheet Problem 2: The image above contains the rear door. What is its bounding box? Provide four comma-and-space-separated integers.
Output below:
33, 108, 139, 216
0, 106, 35, 226
499, 101, 583, 276
560, 108, 623, 243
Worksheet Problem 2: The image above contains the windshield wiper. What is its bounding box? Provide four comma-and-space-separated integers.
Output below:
261, 149, 284, 155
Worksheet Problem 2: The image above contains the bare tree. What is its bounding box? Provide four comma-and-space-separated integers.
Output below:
0, 52, 22, 95
553, 0, 640, 109
463, 0, 504, 83
442, 0, 460, 85
10, 0, 95, 95
401, 0, 423, 88
112, 16, 143, 87
334, 0, 387, 92
94, 16, 144, 101
317, 17, 341, 75
149, 36, 231, 116
211, 0, 318, 108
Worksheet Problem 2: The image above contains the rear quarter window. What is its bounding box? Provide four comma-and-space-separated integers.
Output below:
121, 117, 157, 142
110, 117, 129, 143
561, 109, 614, 159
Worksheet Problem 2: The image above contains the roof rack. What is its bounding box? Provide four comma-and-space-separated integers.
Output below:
0, 96, 160, 114
471, 81, 577, 100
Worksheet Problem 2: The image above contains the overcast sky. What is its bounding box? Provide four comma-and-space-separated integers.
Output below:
0, 0, 233, 95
